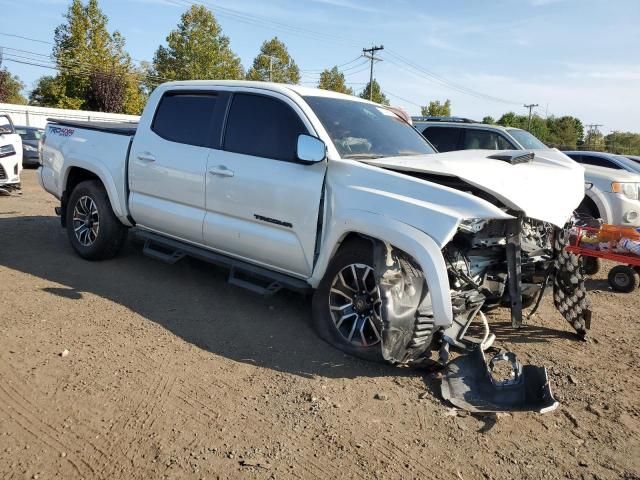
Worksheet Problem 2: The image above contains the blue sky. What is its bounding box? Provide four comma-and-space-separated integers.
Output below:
1, 0, 639, 132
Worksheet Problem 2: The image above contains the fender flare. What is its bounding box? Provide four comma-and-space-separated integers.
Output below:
62, 161, 132, 227
310, 210, 453, 328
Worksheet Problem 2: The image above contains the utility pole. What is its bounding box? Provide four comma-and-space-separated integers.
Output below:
260, 54, 278, 82
362, 45, 384, 101
585, 124, 603, 150
524, 103, 539, 131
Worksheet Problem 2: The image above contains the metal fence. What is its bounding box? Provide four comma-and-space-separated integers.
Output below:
0, 103, 140, 129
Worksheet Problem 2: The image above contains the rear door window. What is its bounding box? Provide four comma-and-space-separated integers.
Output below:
422, 126, 461, 152
152, 92, 228, 148
463, 129, 515, 150
223, 93, 307, 162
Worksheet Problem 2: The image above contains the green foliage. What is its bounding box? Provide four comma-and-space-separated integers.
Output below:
29, 0, 143, 113
151, 5, 244, 83
317, 66, 353, 95
604, 131, 640, 155
246, 37, 300, 84
420, 99, 451, 117
358, 79, 389, 105
481, 116, 495, 124
545, 116, 583, 149
0, 68, 27, 104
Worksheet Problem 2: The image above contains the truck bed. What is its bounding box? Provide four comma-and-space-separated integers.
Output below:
47, 118, 138, 136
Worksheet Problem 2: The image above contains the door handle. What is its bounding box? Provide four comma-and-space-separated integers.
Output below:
208, 165, 234, 177
136, 152, 156, 162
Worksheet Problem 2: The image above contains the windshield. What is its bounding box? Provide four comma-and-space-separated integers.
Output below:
507, 128, 547, 149
304, 96, 435, 159
614, 155, 640, 173
15, 128, 43, 141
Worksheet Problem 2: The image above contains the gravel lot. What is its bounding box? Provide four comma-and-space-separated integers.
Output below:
1, 170, 639, 479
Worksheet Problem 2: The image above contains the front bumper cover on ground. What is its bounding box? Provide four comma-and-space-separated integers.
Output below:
441, 346, 558, 413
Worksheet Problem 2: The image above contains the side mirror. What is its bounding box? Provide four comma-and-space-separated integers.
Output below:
297, 134, 326, 164
0, 127, 12, 136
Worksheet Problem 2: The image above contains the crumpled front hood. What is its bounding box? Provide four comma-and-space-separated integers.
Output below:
362, 149, 585, 227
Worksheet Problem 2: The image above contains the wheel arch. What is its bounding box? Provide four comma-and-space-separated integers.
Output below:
311, 210, 453, 328
62, 165, 130, 227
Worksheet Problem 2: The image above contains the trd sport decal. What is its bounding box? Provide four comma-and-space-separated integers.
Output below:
254, 214, 293, 228
49, 126, 75, 137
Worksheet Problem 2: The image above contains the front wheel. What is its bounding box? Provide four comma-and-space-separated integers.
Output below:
65, 180, 127, 260
311, 241, 384, 362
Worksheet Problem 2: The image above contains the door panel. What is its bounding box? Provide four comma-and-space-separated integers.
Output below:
128, 91, 228, 244
202, 92, 326, 277
204, 151, 326, 276
129, 133, 210, 242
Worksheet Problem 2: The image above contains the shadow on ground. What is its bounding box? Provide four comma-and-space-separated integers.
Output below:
0, 215, 418, 381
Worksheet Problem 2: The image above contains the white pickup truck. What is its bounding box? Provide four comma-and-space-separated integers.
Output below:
39, 81, 587, 409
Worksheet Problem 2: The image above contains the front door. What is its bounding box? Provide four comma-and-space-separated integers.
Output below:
203, 92, 326, 277
129, 91, 229, 244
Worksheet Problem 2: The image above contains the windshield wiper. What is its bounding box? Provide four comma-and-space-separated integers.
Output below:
342, 153, 385, 159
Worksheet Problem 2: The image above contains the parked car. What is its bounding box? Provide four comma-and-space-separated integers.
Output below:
563, 151, 640, 174
15, 125, 44, 168
38, 82, 586, 398
0, 113, 23, 192
412, 117, 640, 228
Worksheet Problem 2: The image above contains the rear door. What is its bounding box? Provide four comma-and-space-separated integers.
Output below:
203, 91, 327, 277
128, 90, 229, 244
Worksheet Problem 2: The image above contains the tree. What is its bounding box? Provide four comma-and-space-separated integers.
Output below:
246, 37, 300, 84
151, 5, 244, 82
358, 79, 389, 105
0, 68, 27, 104
31, 0, 144, 113
482, 116, 495, 124
546, 116, 582, 149
421, 99, 451, 117
604, 131, 640, 155
317, 66, 353, 95
29, 76, 82, 109
86, 68, 126, 112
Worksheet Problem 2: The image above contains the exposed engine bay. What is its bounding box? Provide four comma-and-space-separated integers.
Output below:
371, 169, 591, 413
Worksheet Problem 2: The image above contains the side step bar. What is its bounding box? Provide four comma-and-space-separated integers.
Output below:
136, 230, 310, 296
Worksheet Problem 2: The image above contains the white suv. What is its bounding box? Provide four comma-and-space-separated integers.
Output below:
415, 118, 640, 227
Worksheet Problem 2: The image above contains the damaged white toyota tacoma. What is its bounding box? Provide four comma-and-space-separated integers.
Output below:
39, 81, 588, 412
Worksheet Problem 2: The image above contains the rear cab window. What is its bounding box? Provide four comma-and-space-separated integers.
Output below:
152, 92, 229, 148
223, 93, 308, 162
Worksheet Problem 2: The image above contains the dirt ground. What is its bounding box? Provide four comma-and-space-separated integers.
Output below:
1, 170, 639, 480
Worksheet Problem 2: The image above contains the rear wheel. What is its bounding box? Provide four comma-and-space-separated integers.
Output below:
65, 180, 127, 260
312, 241, 384, 362
607, 265, 638, 293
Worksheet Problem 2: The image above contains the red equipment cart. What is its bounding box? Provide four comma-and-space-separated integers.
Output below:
566, 225, 640, 292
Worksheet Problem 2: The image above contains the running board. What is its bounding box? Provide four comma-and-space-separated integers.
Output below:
135, 230, 310, 295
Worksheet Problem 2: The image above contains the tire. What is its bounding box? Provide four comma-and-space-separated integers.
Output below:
312, 240, 384, 363
581, 256, 601, 276
607, 265, 638, 293
65, 180, 127, 260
